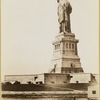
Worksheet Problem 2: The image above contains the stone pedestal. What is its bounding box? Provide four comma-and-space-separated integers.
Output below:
50, 32, 84, 73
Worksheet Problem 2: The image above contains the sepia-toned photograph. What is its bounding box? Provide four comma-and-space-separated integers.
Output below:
1, 0, 99, 100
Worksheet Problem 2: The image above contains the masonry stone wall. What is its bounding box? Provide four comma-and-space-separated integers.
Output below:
70, 73, 93, 83
5, 75, 35, 84
44, 73, 71, 85
35, 74, 44, 84
4, 73, 71, 85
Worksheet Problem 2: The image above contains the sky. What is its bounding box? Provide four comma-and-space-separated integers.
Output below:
1, 0, 99, 81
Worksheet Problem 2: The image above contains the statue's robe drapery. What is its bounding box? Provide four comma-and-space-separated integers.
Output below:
58, 0, 72, 33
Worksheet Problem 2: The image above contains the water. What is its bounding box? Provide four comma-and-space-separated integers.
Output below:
1, 98, 72, 100
1, 91, 88, 100
1, 97, 88, 100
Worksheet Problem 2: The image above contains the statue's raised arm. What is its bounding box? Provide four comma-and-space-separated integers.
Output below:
57, 0, 72, 33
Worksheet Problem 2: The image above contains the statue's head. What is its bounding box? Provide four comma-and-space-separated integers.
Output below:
57, 0, 60, 3
57, 0, 69, 3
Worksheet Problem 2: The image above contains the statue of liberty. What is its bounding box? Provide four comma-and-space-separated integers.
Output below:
57, 0, 72, 33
